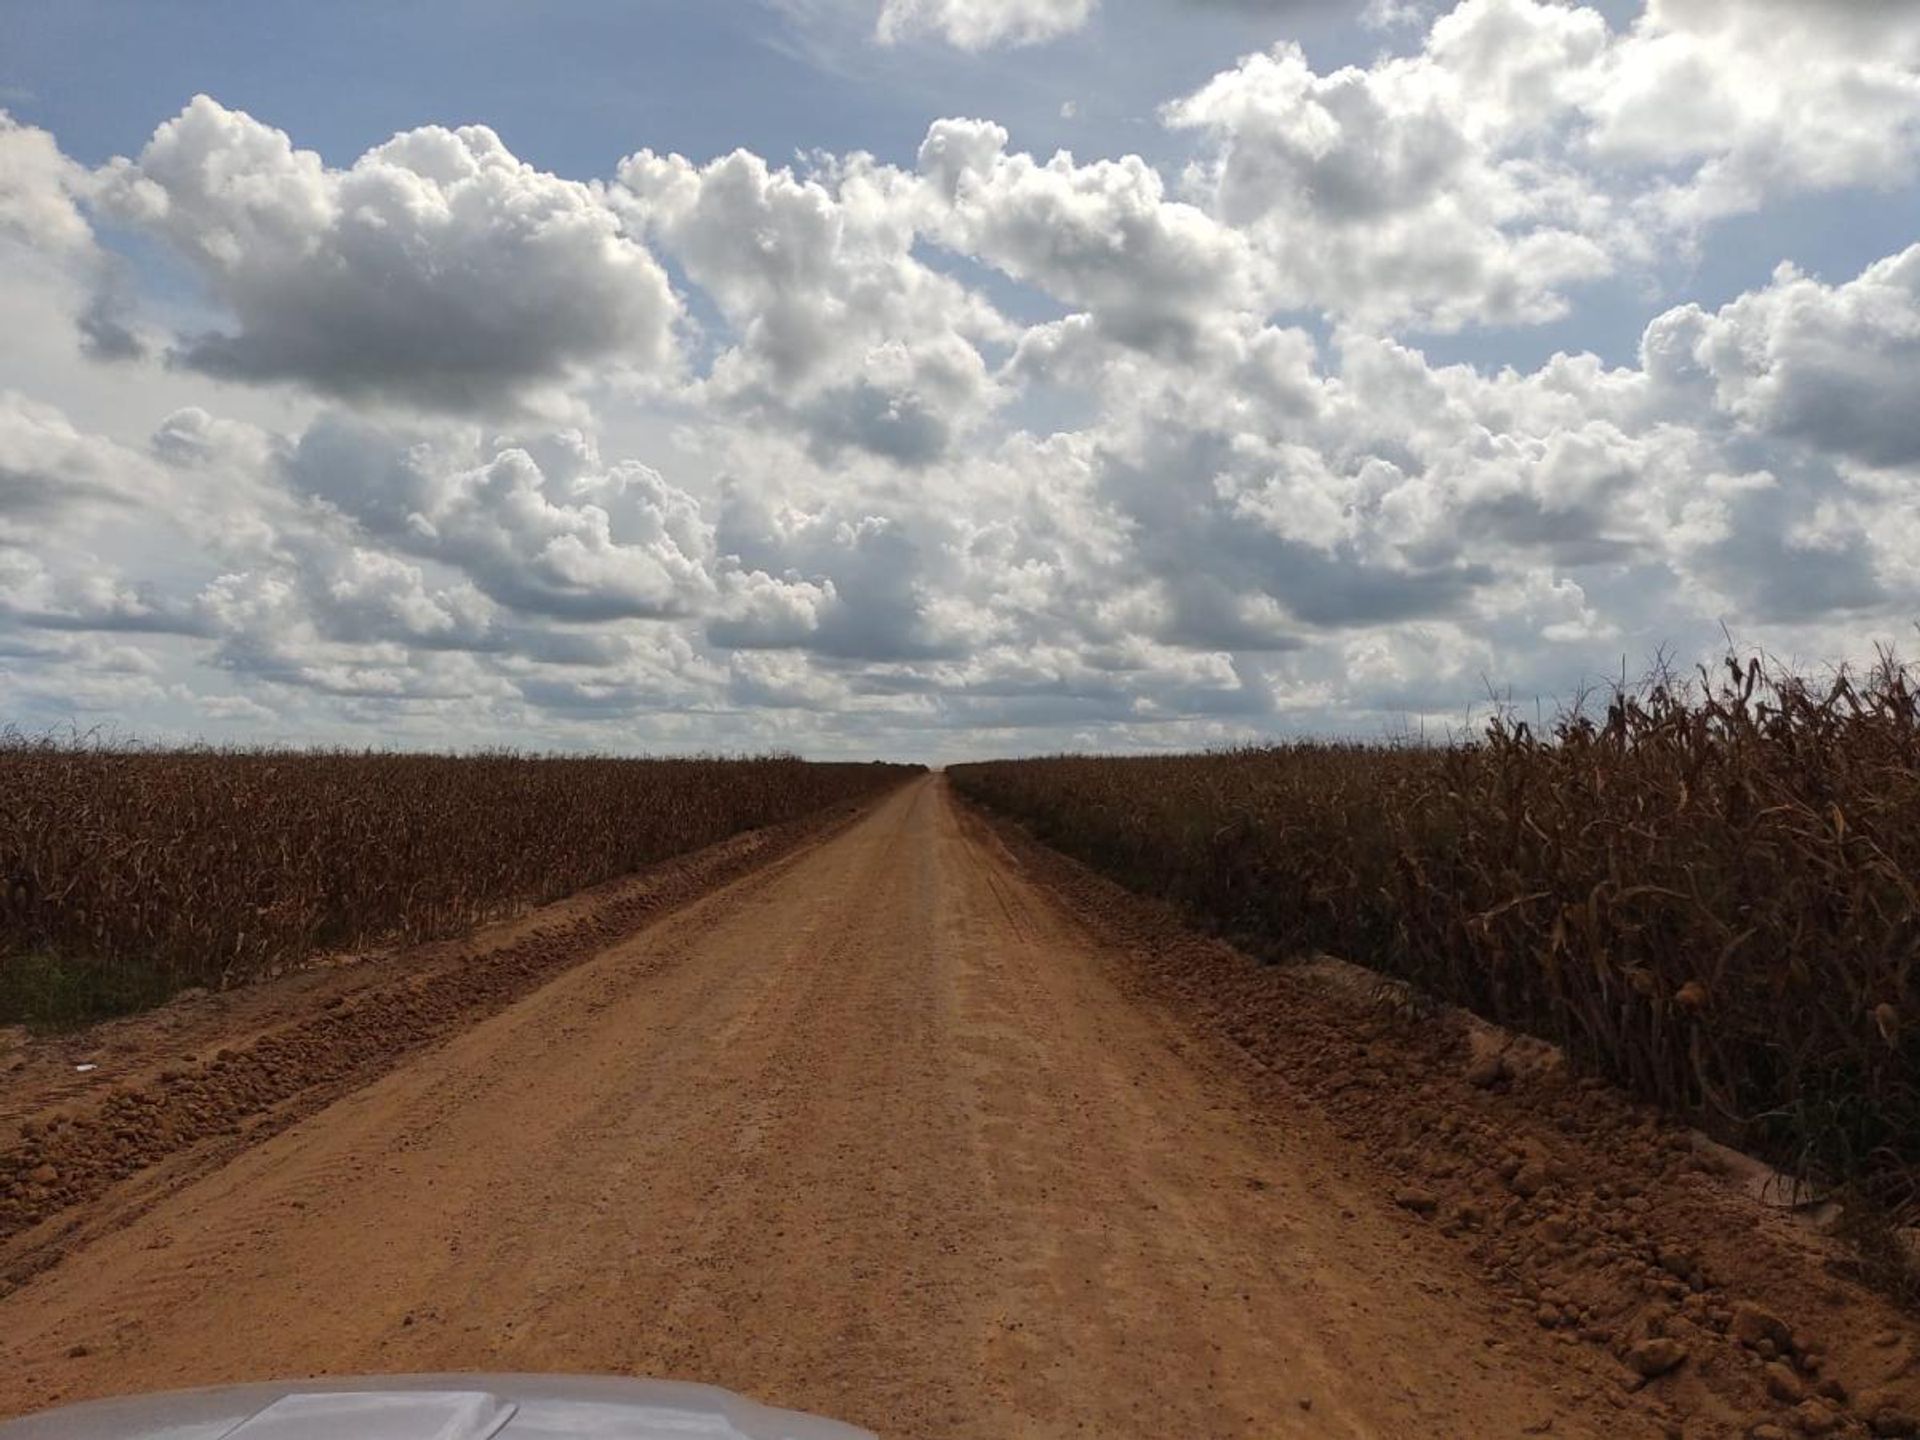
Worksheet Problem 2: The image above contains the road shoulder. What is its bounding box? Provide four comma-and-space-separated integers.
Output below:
951, 781, 1920, 1440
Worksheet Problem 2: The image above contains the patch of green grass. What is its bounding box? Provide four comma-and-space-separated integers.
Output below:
0, 951, 178, 1031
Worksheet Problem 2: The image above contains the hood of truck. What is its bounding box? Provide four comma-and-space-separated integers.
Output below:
0, 1374, 874, 1440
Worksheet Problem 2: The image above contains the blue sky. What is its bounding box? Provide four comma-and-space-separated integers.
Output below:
3, 0, 1920, 758
5, 2, 1342, 171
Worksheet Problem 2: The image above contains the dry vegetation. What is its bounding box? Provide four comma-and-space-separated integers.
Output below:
0, 740, 917, 1025
951, 655, 1920, 1217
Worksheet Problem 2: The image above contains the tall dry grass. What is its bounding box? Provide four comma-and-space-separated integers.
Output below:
0, 739, 917, 1024
951, 656, 1920, 1211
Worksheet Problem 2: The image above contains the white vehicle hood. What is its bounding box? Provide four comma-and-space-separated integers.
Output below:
0, 1374, 874, 1439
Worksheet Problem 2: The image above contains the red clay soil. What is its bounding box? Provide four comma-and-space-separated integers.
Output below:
960, 789, 1920, 1439
0, 775, 1912, 1439
0, 794, 884, 1264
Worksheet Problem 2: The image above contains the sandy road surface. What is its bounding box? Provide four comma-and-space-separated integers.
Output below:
0, 778, 1661, 1437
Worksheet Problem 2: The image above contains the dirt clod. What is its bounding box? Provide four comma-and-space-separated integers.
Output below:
1466, 1052, 1511, 1088
1626, 1338, 1689, 1378
1765, 1361, 1807, 1404
1510, 1160, 1551, 1197
1791, 1398, 1839, 1435
1733, 1302, 1795, 1355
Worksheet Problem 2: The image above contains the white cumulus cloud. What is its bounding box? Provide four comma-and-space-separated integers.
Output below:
616, 145, 1009, 463
96, 96, 681, 413
876, 0, 1096, 50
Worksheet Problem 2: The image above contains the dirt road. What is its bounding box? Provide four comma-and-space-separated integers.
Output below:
0, 779, 1770, 1435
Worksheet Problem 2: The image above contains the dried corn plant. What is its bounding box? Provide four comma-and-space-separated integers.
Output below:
951, 654, 1920, 1212
0, 741, 917, 1025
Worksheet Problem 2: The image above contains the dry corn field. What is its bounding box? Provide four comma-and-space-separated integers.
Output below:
0, 742, 918, 1025
950, 656, 1920, 1223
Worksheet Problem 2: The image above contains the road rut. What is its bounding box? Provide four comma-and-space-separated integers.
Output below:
0, 777, 1650, 1437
